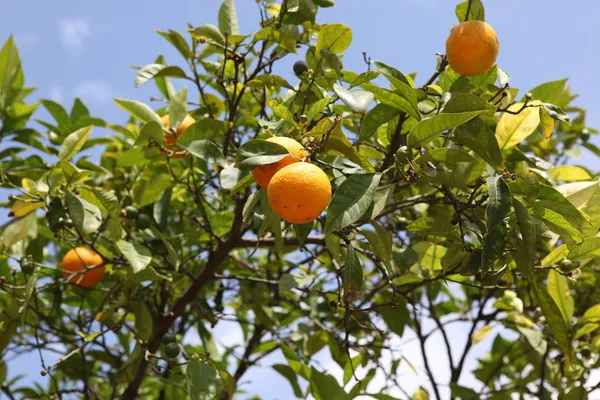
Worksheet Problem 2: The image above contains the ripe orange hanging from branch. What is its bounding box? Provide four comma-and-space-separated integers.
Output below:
160, 114, 195, 159
61, 246, 105, 288
251, 137, 309, 190
267, 162, 331, 224
445, 20, 499, 76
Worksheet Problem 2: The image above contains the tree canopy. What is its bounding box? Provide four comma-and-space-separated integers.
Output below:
1, 0, 600, 399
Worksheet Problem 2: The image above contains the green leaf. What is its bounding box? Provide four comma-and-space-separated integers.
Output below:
583, 304, 600, 323
547, 269, 574, 323
530, 207, 584, 244
229, 171, 254, 194
513, 198, 536, 267
182, 140, 225, 167
114, 342, 143, 383
133, 120, 164, 147
0, 35, 20, 96
114, 98, 163, 125
247, 74, 294, 90
481, 224, 506, 276
190, 25, 226, 46
2, 212, 36, 247
186, 359, 221, 400
360, 104, 399, 138
421, 169, 469, 191
407, 110, 487, 148
495, 103, 541, 149
413, 242, 447, 270
321, 49, 342, 78
308, 117, 375, 172
541, 243, 568, 266
197, 323, 221, 362
156, 30, 191, 60
65, 191, 85, 233
19, 265, 41, 326
279, 273, 312, 292
41, 99, 71, 132
361, 222, 392, 268
547, 166, 591, 181
416, 148, 475, 165
310, 367, 350, 400
307, 97, 335, 123
343, 246, 363, 293
531, 279, 573, 364
361, 83, 420, 121
116, 240, 152, 273
455, 0, 485, 22
517, 327, 547, 355
134, 64, 187, 88
486, 176, 512, 232
568, 237, 600, 260
453, 118, 503, 169
177, 119, 231, 143
253, 27, 297, 54
294, 221, 313, 246
326, 173, 381, 233
528, 78, 567, 104
316, 23, 352, 54
169, 87, 188, 129
0, 360, 6, 387
564, 387, 589, 400
450, 384, 477, 399
347, 70, 380, 88
372, 61, 410, 86
133, 302, 154, 342
543, 103, 570, 124
411, 388, 430, 400
273, 364, 303, 398
235, 139, 290, 170
333, 83, 373, 113
58, 125, 93, 161
574, 323, 599, 340
218, 0, 239, 36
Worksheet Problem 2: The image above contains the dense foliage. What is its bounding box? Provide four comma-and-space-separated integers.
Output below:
1, 0, 600, 399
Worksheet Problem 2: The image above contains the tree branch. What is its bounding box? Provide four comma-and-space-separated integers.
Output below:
121, 198, 247, 399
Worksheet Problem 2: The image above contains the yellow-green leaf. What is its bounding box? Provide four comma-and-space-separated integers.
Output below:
547, 166, 592, 182
495, 102, 541, 149
472, 325, 493, 345
547, 269, 574, 323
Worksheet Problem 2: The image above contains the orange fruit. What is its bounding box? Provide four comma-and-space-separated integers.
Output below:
251, 137, 309, 190
160, 114, 196, 159
267, 162, 331, 224
61, 246, 105, 288
445, 20, 499, 76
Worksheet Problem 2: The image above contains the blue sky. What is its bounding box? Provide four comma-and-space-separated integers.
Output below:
2, 0, 600, 398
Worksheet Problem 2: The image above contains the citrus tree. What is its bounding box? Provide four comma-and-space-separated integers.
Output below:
1, 0, 600, 399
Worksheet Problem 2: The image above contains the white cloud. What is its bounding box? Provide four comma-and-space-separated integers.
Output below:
58, 17, 90, 51
48, 85, 64, 103
73, 80, 111, 105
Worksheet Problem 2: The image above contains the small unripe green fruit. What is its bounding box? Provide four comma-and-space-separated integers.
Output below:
21, 260, 34, 274
395, 146, 413, 164
136, 213, 152, 230
164, 342, 180, 359
293, 61, 309, 77
124, 206, 139, 219
162, 333, 177, 345
558, 259, 578, 273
